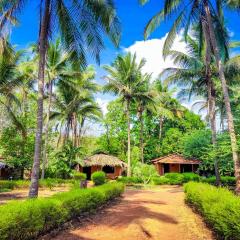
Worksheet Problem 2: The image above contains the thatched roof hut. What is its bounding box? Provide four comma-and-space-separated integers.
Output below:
77, 153, 127, 179
82, 153, 127, 168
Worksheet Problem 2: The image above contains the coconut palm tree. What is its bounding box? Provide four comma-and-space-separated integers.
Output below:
0, 0, 120, 197
161, 34, 223, 184
151, 80, 183, 144
134, 73, 153, 163
140, 0, 240, 193
103, 53, 151, 176
51, 66, 101, 147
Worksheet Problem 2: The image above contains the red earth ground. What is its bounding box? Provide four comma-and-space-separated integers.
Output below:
45, 185, 214, 240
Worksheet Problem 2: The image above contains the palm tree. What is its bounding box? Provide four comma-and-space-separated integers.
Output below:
161, 34, 222, 184
140, 0, 240, 193
134, 73, 153, 163
41, 39, 74, 179
151, 80, 183, 145
51, 67, 101, 147
0, 0, 120, 197
104, 53, 150, 176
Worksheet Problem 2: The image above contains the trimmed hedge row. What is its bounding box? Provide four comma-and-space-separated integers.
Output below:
184, 182, 240, 240
0, 182, 124, 240
117, 173, 236, 186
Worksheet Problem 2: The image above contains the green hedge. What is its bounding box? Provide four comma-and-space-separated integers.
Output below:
184, 182, 240, 240
0, 182, 124, 240
201, 176, 236, 186
152, 172, 200, 185
116, 176, 143, 184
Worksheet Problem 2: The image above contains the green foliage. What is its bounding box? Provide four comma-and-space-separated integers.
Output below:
184, 182, 240, 239
182, 130, 236, 175
152, 172, 200, 185
183, 130, 212, 159
164, 173, 185, 184
132, 163, 158, 184
0, 127, 35, 171
116, 176, 143, 184
72, 171, 86, 181
161, 128, 184, 155
152, 176, 170, 185
99, 98, 205, 162
91, 171, 106, 185
201, 176, 236, 186
0, 182, 124, 240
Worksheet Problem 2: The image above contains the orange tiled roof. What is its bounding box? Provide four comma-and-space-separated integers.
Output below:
152, 154, 201, 164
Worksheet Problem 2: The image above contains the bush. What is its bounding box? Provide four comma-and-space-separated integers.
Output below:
0, 182, 124, 240
182, 172, 200, 182
116, 176, 143, 184
152, 176, 170, 185
201, 176, 236, 186
184, 182, 240, 240
164, 173, 185, 184
91, 171, 106, 185
132, 163, 158, 184
72, 172, 87, 181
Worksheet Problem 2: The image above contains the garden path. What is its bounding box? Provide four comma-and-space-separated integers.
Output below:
49, 185, 214, 240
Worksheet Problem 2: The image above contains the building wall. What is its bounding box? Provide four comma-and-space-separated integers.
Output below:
155, 163, 164, 176
169, 164, 180, 173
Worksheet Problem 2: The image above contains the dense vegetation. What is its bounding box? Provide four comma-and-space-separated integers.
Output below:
0, 0, 240, 196
185, 182, 240, 239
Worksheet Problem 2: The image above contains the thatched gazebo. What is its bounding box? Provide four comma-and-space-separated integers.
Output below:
76, 153, 127, 179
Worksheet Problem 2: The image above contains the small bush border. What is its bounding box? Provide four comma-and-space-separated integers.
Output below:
0, 182, 124, 240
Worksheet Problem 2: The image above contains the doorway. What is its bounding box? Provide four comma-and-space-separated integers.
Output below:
163, 164, 170, 174
83, 167, 92, 180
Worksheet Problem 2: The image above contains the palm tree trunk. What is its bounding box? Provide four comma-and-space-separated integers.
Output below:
139, 109, 144, 163
41, 81, 53, 179
126, 99, 131, 176
29, 0, 51, 198
204, 1, 240, 193
159, 117, 163, 140
202, 19, 221, 186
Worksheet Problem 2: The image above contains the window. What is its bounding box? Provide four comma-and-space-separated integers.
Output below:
102, 166, 115, 174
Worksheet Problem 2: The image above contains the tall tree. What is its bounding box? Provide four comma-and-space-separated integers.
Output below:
104, 53, 150, 176
0, 0, 120, 197
140, 0, 240, 193
161, 34, 222, 185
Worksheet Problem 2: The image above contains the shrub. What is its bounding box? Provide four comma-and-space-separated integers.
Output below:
164, 173, 185, 184
72, 172, 87, 181
152, 176, 170, 185
0, 180, 16, 190
184, 182, 240, 240
91, 171, 106, 185
182, 172, 200, 182
132, 163, 158, 184
0, 182, 124, 240
201, 176, 236, 186
116, 176, 143, 184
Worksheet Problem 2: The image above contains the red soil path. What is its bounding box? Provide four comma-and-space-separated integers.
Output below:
50, 185, 214, 240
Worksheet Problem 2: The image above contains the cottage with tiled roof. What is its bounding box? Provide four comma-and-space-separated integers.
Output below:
152, 154, 201, 175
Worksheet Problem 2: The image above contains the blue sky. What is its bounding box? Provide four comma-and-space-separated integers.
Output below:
9, 1, 240, 129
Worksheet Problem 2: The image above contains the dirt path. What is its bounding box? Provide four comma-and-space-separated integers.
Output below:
50, 185, 214, 240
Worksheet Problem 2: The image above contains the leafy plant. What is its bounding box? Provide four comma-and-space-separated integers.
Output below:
91, 171, 106, 186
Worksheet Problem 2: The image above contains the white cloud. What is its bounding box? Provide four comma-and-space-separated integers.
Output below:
96, 97, 110, 115
124, 32, 187, 78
